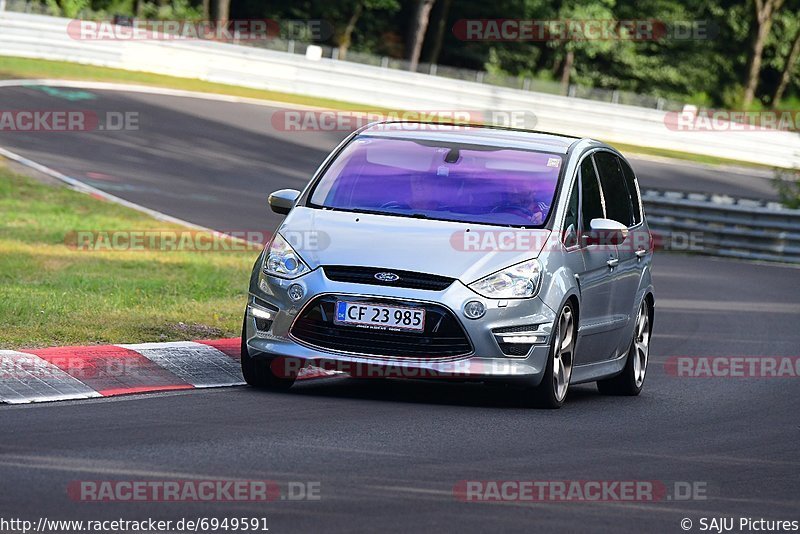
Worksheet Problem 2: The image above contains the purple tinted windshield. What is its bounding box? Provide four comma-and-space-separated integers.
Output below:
309, 136, 563, 227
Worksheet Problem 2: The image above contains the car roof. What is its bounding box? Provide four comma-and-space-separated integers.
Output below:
358, 121, 583, 154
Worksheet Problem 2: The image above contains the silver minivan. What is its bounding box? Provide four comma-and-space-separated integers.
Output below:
242, 122, 654, 408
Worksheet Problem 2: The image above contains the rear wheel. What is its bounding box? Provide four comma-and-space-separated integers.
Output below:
529, 302, 575, 409
597, 299, 651, 396
240, 317, 296, 390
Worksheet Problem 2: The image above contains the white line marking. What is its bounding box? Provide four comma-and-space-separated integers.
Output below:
0, 78, 326, 110
657, 299, 800, 314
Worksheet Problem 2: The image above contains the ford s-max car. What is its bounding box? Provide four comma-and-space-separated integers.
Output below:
241, 122, 654, 408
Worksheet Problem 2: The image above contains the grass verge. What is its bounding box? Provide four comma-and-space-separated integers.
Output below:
0, 56, 779, 171
0, 161, 256, 349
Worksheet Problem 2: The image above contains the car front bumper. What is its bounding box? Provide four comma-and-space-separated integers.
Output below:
245, 266, 558, 386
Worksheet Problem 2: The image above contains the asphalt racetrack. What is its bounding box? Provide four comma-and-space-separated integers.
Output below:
0, 84, 798, 533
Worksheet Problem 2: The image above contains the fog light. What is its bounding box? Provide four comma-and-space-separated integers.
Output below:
288, 283, 305, 301
463, 300, 486, 319
501, 335, 545, 344
248, 304, 275, 335
248, 305, 274, 320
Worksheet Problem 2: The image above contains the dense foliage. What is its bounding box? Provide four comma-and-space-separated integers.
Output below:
54, 0, 800, 108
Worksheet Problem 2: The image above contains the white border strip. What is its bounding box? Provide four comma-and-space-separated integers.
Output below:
0, 78, 326, 110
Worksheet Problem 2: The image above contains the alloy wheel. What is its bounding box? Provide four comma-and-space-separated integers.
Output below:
553, 305, 575, 402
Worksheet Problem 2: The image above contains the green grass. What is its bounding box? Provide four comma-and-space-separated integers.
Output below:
0, 56, 783, 170
0, 163, 257, 349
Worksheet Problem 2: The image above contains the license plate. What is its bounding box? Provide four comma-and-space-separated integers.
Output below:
335, 301, 425, 332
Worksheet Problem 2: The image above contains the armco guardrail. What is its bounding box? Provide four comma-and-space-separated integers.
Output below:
1, 11, 799, 168
643, 189, 800, 263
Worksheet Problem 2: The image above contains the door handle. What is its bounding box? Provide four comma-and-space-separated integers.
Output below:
606, 258, 619, 268
635, 249, 647, 258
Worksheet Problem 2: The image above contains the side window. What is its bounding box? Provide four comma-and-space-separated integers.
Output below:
562, 177, 579, 247
594, 151, 634, 227
580, 157, 604, 232
618, 157, 642, 225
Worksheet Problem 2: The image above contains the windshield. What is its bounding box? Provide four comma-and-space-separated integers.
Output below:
308, 136, 563, 227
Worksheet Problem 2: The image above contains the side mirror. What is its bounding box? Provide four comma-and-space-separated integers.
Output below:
268, 189, 301, 215
588, 218, 629, 246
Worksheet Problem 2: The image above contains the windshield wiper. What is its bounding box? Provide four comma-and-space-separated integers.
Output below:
331, 207, 388, 217
318, 207, 531, 227
323, 207, 431, 219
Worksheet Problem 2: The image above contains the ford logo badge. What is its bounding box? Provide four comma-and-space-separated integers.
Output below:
374, 272, 400, 282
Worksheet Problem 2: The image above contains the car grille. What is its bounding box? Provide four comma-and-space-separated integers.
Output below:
322, 266, 455, 291
290, 295, 472, 358
493, 324, 539, 334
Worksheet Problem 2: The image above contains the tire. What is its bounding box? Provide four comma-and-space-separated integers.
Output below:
529, 302, 576, 409
597, 299, 651, 396
240, 317, 296, 390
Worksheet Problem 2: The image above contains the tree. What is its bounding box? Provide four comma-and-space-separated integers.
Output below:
407, 0, 435, 71
743, 0, 786, 107
772, 18, 800, 106
551, 0, 618, 94
317, 0, 399, 59
339, 2, 364, 58
200, 0, 790, 109
423, 0, 452, 65
216, 0, 230, 26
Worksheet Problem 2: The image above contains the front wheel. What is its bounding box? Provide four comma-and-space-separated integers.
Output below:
597, 299, 651, 396
240, 317, 296, 390
528, 302, 576, 409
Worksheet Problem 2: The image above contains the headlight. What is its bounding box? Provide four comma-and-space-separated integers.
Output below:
263, 233, 310, 279
468, 259, 542, 299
